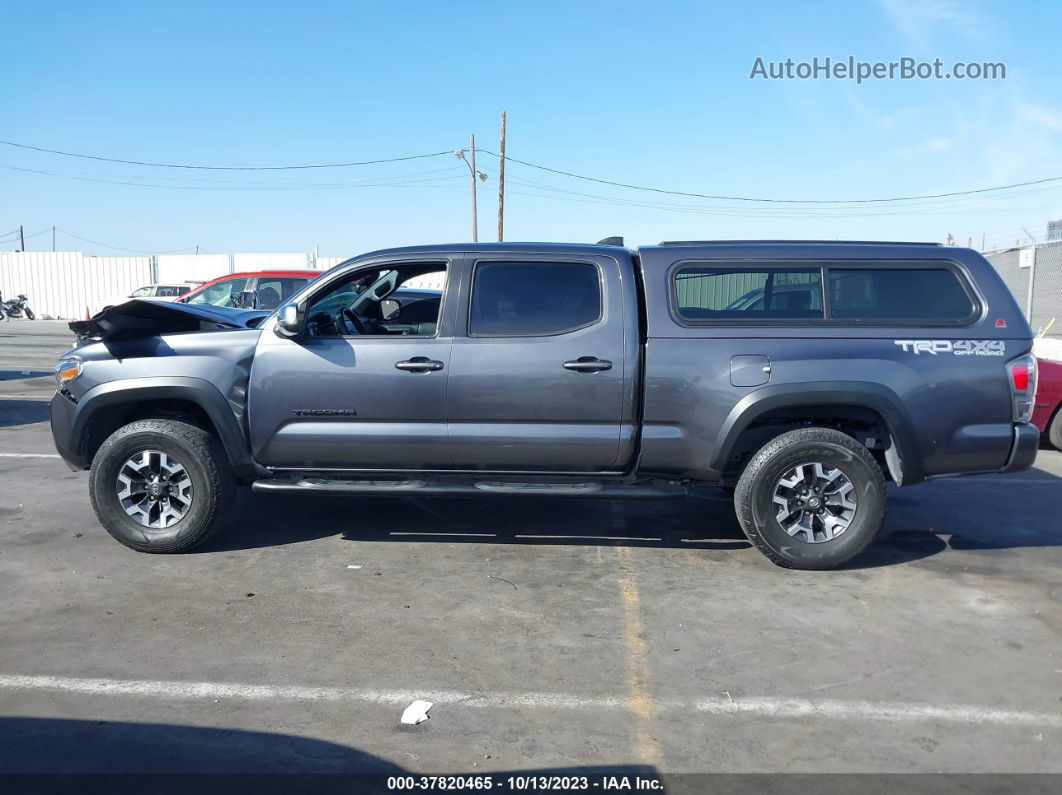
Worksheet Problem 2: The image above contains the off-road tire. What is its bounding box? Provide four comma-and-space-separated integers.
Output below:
24, 308, 34, 320
1049, 409, 1062, 451
89, 419, 234, 553
734, 427, 886, 570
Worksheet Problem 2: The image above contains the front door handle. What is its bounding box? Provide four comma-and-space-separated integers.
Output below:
563, 356, 613, 373
395, 356, 444, 373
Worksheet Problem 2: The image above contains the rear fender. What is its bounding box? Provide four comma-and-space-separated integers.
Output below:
711, 381, 923, 485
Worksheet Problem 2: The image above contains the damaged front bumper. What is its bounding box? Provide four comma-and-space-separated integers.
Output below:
50, 389, 88, 470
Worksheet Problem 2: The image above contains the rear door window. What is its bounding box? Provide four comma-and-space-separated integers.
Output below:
254, 277, 309, 309
470, 262, 601, 336
673, 268, 823, 321
828, 268, 975, 322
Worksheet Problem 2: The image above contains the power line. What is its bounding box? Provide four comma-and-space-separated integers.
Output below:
0, 163, 466, 186
0, 139, 453, 171
54, 228, 199, 254
477, 148, 1062, 205
6, 136, 1060, 204
3, 164, 468, 192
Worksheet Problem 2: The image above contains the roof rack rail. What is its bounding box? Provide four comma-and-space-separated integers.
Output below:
657, 239, 941, 246
597, 236, 624, 246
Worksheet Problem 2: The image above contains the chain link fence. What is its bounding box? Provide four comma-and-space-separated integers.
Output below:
985, 241, 1061, 337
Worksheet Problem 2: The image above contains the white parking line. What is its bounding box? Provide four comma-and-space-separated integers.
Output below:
0, 453, 61, 459
0, 673, 1058, 728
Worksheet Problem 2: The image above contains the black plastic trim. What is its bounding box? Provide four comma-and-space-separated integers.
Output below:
66, 376, 267, 479
711, 381, 924, 485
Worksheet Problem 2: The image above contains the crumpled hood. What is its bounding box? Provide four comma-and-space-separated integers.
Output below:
69, 299, 270, 341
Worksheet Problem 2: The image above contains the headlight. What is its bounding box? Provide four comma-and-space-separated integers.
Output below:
54, 359, 82, 386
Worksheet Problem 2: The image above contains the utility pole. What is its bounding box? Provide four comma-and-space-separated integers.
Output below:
469, 133, 478, 242
18, 225, 24, 252
1022, 227, 1038, 324
52, 226, 55, 252
454, 134, 487, 242
497, 111, 506, 242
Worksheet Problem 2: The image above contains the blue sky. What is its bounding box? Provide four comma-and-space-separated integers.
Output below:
2, 0, 1061, 256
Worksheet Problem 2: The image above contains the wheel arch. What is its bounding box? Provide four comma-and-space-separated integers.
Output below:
71, 377, 265, 479
711, 381, 924, 485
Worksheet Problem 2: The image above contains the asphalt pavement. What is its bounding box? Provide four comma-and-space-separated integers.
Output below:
0, 319, 1059, 777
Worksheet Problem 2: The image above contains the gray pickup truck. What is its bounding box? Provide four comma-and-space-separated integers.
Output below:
50, 240, 1039, 569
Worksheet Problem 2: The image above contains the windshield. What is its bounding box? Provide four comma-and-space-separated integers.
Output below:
185, 278, 248, 307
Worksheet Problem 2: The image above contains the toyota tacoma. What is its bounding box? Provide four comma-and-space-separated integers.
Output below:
50, 240, 1039, 569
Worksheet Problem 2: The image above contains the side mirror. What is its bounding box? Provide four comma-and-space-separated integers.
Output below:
380, 298, 400, 321
234, 290, 257, 309
275, 303, 300, 337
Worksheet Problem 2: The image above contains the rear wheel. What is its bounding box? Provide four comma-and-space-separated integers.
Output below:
734, 427, 886, 570
89, 419, 234, 553
1049, 409, 1062, 451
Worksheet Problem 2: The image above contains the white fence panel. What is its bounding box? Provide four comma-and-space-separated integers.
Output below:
313, 256, 344, 271
405, 271, 447, 290
0, 252, 150, 319
156, 254, 231, 284
232, 253, 311, 271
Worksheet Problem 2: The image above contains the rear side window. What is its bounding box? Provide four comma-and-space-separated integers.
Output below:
829, 268, 974, 322
470, 262, 601, 336
255, 277, 309, 309
674, 268, 823, 321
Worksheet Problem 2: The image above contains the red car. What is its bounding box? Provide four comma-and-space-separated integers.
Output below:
178, 270, 321, 310
1033, 357, 1062, 449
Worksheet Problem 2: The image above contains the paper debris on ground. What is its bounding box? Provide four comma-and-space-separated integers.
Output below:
346, 565, 362, 569
400, 699, 433, 725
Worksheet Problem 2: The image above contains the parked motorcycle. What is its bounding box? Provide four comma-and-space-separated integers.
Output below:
0, 293, 35, 320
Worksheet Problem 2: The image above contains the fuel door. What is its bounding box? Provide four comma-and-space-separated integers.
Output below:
730, 354, 771, 387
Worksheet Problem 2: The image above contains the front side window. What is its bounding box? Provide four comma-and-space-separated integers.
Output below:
470, 262, 601, 336
186, 278, 248, 306
155, 286, 185, 297
305, 263, 447, 337
829, 268, 974, 322
130, 286, 152, 297
674, 267, 823, 321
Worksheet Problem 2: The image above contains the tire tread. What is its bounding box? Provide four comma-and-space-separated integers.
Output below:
89, 419, 233, 553
734, 427, 886, 570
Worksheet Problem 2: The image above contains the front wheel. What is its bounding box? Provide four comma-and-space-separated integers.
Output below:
23, 307, 34, 320
89, 419, 234, 553
734, 427, 886, 570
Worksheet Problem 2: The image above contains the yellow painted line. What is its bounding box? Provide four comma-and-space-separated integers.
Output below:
615, 542, 663, 766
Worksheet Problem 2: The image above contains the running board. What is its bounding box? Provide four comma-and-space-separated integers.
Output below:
252, 477, 686, 499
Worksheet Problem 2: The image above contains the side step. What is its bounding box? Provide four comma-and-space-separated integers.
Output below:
252, 477, 686, 500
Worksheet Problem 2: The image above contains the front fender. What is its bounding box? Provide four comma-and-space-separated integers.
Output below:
65, 376, 265, 479
710, 381, 923, 485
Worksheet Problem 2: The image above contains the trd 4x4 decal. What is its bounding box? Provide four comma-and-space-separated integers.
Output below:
894, 340, 1005, 356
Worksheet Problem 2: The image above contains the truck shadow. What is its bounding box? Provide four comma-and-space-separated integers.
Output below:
199, 476, 1062, 569
208, 488, 754, 553
195, 462, 1062, 569
0, 716, 659, 784
0, 399, 51, 428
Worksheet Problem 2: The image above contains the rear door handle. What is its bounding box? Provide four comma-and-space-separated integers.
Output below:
395, 357, 444, 373
563, 356, 613, 373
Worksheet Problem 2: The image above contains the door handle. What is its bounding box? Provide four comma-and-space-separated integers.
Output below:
563, 357, 613, 373
395, 357, 444, 373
